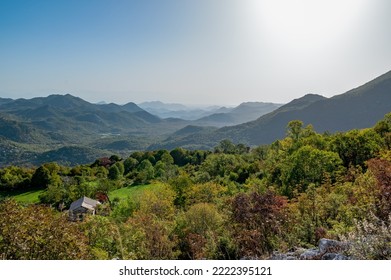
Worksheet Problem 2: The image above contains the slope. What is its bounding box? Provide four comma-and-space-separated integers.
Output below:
193, 102, 283, 127
155, 70, 391, 149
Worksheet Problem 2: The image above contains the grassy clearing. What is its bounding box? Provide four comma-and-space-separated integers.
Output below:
0, 182, 159, 205
109, 183, 159, 200
0, 189, 44, 204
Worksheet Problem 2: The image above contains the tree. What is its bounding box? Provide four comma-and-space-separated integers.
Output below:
332, 129, 382, 168
170, 148, 190, 166
367, 158, 391, 222
169, 174, 193, 208
0, 166, 32, 191
287, 120, 304, 142
82, 215, 122, 259
38, 183, 67, 207
280, 145, 343, 196
231, 190, 288, 258
108, 164, 121, 180
0, 200, 91, 259
138, 184, 176, 220
214, 139, 236, 154
136, 159, 154, 184
120, 212, 178, 259
123, 157, 138, 175
154, 153, 178, 182
374, 113, 391, 149
119, 184, 178, 259
176, 203, 224, 259
185, 182, 227, 207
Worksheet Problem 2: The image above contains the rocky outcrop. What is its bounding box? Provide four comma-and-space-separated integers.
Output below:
270, 239, 350, 260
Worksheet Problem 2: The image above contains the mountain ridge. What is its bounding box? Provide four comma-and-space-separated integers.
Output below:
193, 101, 283, 127
153, 71, 391, 149
1, 69, 390, 165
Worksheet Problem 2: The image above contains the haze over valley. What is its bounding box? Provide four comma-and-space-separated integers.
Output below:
1, 69, 390, 166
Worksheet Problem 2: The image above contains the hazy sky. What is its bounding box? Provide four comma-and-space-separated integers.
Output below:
1, 0, 391, 105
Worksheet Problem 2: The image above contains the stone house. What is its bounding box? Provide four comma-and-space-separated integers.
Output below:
68, 196, 101, 221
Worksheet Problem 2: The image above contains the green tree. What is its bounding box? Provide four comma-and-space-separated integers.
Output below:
287, 120, 304, 142
169, 174, 193, 208
170, 148, 191, 166
154, 153, 178, 181
374, 113, 391, 149
108, 164, 121, 180
119, 184, 178, 259
136, 159, 154, 184
0, 166, 33, 191
214, 139, 236, 154
123, 157, 138, 175
332, 129, 382, 168
280, 145, 343, 196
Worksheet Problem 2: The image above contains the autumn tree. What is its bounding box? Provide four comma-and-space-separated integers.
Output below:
0, 200, 91, 259
176, 203, 225, 259
231, 190, 287, 258
367, 158, 391, 222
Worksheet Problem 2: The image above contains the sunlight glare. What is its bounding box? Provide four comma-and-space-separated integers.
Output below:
248, 0, 369, 52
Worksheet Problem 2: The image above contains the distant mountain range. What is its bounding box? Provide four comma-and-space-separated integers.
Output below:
193, 102, 282, 127
138, 100, 282, 126
138, 101, 231, 120
153, 70, 391, 149
0, 69, 390, 166
0, 94, 277, 166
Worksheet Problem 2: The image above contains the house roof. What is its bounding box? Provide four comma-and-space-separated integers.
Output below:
69, 196, 100, 211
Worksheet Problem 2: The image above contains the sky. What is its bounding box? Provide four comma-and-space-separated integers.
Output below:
1, 0, 391, 106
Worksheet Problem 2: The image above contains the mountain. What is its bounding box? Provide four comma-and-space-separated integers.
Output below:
138, 100, 281, 125
1, 69, 390, 165
154, 70, 391, 149
138, 101, 230, 120
0, 94, 189, 166
138, 101, 188, 111
148, 125, 218, 150
0, 94, 164, 136
193, 102, 282, 127
0, 97, 13, 105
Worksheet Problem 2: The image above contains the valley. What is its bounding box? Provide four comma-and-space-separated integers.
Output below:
0, 70, 391, 167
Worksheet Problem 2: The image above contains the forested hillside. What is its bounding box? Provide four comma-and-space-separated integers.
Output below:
1, 70, 390, 166
156, 70, 391, 149
0, 94, 190, 166
1, 113, 390, 260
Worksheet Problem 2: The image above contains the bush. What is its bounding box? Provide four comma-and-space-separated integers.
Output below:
341, 214, 391, 260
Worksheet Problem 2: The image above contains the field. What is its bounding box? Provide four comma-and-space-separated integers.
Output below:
0, 189, 44, 204
0, 183, 156, 204
109, 183, 157, 200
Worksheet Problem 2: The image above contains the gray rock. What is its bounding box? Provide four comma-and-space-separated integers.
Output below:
333, 254, 350, 260
270, 239, 350, 260
269, 252, 299, 260
318, 238, 348, 254
322, 253, 338, 260
300, 248, 321, 260
322, 253, 350, 260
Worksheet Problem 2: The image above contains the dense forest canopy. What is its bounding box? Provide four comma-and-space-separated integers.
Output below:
1, 113, 391, 260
